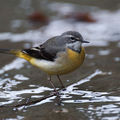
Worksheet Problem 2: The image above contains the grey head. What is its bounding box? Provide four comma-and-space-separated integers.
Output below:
42, 31, 89, 55
60, 31, 89, 52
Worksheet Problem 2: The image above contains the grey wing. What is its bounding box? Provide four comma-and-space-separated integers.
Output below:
42, 36, 66, 56
22, 36, 66, 61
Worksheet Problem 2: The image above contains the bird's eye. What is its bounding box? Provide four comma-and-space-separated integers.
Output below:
70, 37, 75, 40
70, 37, 76, 42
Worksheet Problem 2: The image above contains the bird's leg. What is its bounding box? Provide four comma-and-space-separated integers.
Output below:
48, 75, 59, 95
57, 75, 65, 89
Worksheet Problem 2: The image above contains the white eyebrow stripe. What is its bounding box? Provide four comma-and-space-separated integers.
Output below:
63, 34, 75, 38
63, 35, 80, 40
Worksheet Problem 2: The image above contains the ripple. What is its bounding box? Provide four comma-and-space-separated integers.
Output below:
0, 69, 112, 106
14, 74, 29, 81
62, 69, 111, 95
0, 58, 26, 75
77, 104, 120, 120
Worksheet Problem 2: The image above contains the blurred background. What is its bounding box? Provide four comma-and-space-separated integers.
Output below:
0, 0, 120, 120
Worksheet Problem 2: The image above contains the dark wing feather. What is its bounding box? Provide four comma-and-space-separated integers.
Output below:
22, 46, 55, 61
22, 36, 66, 61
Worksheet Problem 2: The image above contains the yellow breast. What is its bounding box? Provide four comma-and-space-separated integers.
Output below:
29, 47, 85, 75
67, 47, 85, 64
62, 47, 85, 74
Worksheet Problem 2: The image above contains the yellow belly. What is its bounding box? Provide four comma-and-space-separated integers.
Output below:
30, 47, 85, 75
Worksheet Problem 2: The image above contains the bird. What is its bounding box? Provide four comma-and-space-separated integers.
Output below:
0, 31, 89, 94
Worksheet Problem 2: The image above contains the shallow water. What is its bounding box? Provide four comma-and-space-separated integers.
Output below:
0, 0, 120, 120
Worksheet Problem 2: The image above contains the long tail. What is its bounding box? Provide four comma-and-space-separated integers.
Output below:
0, 48, 18, 55
0, 48, 32, 61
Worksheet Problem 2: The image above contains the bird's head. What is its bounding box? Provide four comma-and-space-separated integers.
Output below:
60, 31, 89, 53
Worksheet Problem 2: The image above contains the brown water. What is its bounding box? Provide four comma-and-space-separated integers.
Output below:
0, 0, 120, 120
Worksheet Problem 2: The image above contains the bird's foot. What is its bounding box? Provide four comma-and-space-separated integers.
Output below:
51, 90, 60, 96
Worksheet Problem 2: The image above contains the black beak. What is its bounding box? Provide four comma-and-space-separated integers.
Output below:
82, 40, 89, 43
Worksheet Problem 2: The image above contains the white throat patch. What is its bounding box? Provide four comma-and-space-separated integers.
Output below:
66, 41, 81, 52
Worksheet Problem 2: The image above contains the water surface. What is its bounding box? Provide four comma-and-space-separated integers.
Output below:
0, 0, 120, 120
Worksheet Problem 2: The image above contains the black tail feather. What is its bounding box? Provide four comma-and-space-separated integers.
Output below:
0, 48, 20, 55
0, 48, 12, 54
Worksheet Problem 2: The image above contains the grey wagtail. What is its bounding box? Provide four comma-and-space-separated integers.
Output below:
0, 31, 89, 93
